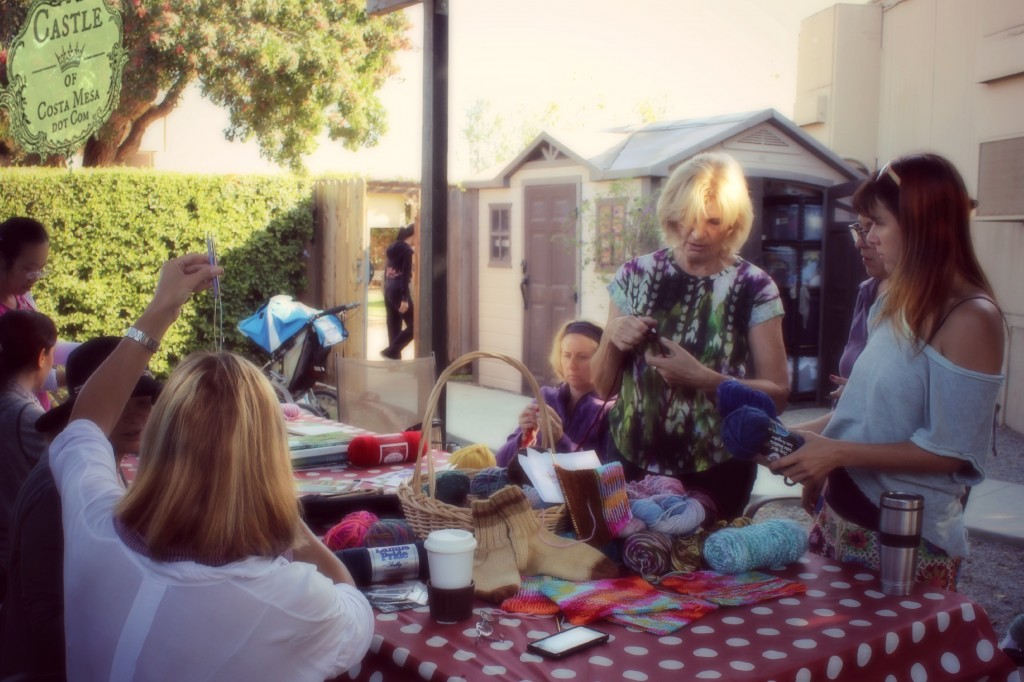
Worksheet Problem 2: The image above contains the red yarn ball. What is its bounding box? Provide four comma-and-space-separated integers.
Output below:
323, 510, 380, 551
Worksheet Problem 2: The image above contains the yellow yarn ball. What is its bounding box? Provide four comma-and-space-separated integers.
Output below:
448, 443, 497, 470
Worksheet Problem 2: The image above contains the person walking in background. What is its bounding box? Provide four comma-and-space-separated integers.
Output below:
495, 320, 615, 466
776, 153, 1004, 590
381, 224, 415, 360
591, 152, 790, 521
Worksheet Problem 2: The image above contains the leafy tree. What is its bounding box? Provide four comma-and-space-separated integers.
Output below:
0, 0, 409, 170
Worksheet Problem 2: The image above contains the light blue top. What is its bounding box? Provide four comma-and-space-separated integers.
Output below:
824, 304, 1002, 557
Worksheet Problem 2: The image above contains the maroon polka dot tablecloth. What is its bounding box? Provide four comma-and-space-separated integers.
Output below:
338, 553, 1018, 682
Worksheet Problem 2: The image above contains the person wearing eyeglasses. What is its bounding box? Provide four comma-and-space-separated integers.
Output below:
829, 185, 892, 400
775, 153, 1003, 590
0, 217, 78, 409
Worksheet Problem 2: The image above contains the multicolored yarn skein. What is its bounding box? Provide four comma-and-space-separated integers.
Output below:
670, 516, 753, 573
363, 518, 418, 547
625, 474, 686, 500
622, 530, 674, 577
323, 511, 379, 551
625, 493, 706, 537
703, 519, 807, 574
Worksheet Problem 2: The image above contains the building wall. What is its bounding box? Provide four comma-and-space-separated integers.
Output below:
796, 0, 1024, 428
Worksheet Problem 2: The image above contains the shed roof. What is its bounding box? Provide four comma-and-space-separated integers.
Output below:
465, 108, 859, 188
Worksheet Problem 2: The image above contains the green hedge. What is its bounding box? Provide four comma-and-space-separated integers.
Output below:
0, 168, 315, 376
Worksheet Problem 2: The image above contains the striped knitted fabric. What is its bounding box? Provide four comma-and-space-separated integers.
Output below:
596, 463, 632, 537
660, 570, 806, 606
500, 577, 560, 615
538, 575, 718, 635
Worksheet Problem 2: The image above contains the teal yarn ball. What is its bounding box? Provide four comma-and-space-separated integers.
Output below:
469, 467, 511, 498
427, 470, 472, 506
703, 519, 807, 574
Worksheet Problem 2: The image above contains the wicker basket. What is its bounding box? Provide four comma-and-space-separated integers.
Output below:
397, 351, 566, 539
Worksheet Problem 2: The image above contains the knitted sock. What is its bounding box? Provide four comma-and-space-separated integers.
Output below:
470, 498, 522, 603
490, 485, 619, 582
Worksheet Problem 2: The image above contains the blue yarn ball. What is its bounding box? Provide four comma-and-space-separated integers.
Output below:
654, 495, 705, 536
703, 519, 807, 574
717, 380, 777, 420
469, 467, 511, 498
721, 406, 777, 460
630, 498, 664, 526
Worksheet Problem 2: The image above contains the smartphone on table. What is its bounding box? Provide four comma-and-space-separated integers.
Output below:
526, 626, 609, 659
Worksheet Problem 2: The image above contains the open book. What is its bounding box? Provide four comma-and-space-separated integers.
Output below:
516, 448, 602, 503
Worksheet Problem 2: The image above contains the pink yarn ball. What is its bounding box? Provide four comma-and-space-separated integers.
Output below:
323, 511, 380, 551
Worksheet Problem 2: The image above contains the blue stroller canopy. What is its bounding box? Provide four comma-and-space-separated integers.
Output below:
238, 295, 347, 353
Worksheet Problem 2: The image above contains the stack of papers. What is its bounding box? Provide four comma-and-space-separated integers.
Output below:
516, 448, 601, 503
288, 422, 361, 466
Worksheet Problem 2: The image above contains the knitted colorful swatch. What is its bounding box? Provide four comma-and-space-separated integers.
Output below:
500, 576, 560, 616
538, 575, 718, 635
660, 570, 806, 607
595, 463, 632, 537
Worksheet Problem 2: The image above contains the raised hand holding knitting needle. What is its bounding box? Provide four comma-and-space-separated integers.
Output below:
518, 403, 564, 447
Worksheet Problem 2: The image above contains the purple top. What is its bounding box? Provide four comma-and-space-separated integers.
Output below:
837, 278, 881, 379
495, 384, 615, 466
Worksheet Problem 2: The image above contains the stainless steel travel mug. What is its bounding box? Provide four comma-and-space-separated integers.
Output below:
878, 491, 924, 596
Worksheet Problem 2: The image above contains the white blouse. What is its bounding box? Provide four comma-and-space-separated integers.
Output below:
50, 419, 374, 682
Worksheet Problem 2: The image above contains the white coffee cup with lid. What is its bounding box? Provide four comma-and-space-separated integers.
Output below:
424, 529, 477, 589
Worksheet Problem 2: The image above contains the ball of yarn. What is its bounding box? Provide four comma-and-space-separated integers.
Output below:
622, 530, 674, 577
469, 467, 510, 498
363, 518, 418, 548
721, 406, 776, 460
685, 487, 720, 527
449, 443, 497, 470
522, 485, 560, 510
703, 519, 807, 574
281, 403, 303, 420
427, 470, 471, 506
627, 474, 686, 500
629, 494, 705, 536
670, 532, 706, 573
717, 379, 777, 419
323, 510, 379, 551
616, 515, 647, 537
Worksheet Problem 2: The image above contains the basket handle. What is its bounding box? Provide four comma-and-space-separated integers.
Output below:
411, 351, 555, 497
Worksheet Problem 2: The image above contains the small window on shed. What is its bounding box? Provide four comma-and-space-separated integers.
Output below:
596, 198, 628, 271
489, 204, 512, 265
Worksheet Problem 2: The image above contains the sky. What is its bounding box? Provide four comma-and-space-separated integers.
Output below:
154, 0, 859, 179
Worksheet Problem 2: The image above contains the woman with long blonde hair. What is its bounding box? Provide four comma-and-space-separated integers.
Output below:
775, 153, 1004, 590
50, 255, 372, 681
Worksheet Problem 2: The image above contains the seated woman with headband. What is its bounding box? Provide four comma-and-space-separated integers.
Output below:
496, 320, 616, 465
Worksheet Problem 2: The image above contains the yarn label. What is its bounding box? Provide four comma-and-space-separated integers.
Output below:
380, 442, 409, 464
369, 544, 420, 583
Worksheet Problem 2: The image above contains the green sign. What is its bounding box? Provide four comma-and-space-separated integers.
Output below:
0, 0, 127, 158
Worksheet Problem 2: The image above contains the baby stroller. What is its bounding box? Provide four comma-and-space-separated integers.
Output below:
238, 295, 360, 418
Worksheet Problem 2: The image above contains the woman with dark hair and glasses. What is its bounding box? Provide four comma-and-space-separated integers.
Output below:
829, 184, 892, 400
495, 319, 615, 465
775, 153, 1003, 590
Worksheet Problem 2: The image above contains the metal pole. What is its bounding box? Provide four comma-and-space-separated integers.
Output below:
419, 0, 449, 424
